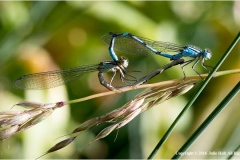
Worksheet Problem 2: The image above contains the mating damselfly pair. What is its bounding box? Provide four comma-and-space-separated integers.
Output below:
13, 32, 212, 91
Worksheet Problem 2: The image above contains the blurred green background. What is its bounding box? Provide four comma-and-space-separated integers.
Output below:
0, 1, 239, 159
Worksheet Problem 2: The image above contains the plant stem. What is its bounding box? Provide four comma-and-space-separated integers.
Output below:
147, 32, 240, 159
172, 82, 240, 159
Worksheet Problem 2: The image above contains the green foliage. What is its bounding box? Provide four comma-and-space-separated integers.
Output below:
0, 1, 239, 159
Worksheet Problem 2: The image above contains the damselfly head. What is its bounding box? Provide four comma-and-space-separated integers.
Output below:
203, 49, 212, 60
119, 56, 129, 68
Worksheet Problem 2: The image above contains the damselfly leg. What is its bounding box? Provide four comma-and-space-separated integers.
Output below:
201, 58, 213, 73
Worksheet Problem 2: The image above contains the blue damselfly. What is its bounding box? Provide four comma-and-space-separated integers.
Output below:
102, 32, 212, 77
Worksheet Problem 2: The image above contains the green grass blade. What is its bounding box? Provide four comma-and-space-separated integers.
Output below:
147, 32, 240, 159
172, 81, 240, 159
227, 142, 240, 159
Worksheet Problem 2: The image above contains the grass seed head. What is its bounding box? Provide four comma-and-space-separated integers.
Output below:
92, 124, 119, 142
37, 136, 76, 159
0, 111, 21, 116
0, 125, 19, 141
14, 101, 64, 110
72, 117, 100, 134
171, 84, 195, 97
17, 109, 53, 133
117, 108, 142, 129
14, 101, 44, 109
123, 98, 145, 114
99, 108, 127, 122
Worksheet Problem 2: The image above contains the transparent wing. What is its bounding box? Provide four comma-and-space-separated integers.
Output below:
13, 64, 99, 90
102, 32, 183, 55
152, 40, 183, 52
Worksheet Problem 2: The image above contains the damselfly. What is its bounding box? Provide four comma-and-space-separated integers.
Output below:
102, 32, 212, 77
13, 57, 133, 91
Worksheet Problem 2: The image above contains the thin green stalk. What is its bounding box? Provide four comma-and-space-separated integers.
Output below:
147, 32, 240, 159
172, 82, 240, 159
227, 143, 240, 159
